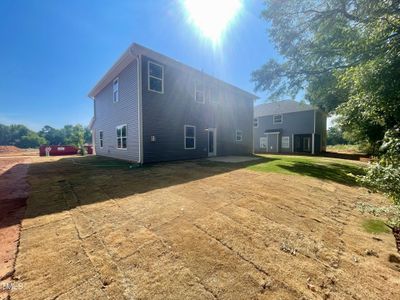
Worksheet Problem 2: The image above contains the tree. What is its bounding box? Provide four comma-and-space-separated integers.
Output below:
16, 132, 47, 148
327, 125, 348, 145
38, 125, 65, 145
252, 0, 400, 150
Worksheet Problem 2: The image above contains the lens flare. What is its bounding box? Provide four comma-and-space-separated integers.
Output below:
183, 0, 242, 44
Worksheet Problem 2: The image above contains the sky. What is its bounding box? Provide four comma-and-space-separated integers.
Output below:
0, 0, 281, 131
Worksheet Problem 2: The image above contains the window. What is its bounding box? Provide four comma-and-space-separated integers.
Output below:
184, 125, 196, 149
253, 118, 258, 128
273, 114, 283, 124
282, 136, 290, 149
195, 82, 205, 103
116, 125, 127, 149
148, 61, 164, 93
99, 131, 104, 148
113, 78, 119, 102
235, 130, 243, 142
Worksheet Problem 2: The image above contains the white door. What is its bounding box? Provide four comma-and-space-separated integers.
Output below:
208, 128, 217, 156
260, 137, 267, 152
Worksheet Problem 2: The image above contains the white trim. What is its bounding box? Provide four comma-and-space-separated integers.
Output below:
116, 124, 127, 150
194, 81, 205, 104
113, 77, 119, 103
184, 125, 196, 150
264, 131, 280, 135
313, 109, 316, 134
207, 128, 217, 156
281, 136, 290, 149
137, 55, 143, 163
235, 129, 243, 142
253, 117, 259, 128
311, 133, 315, 154
99, 130, 104, 149
273, 114, 283, 124
147, 60, 164, 94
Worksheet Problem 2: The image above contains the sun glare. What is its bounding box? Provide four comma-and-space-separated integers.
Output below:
183, 0, 242, 44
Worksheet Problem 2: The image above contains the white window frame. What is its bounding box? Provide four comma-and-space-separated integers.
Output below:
235, 129, 243, 142
99, 131, 104, 148
253, 117, 259, 128
282, 136, 290, 149
184, 125, 196, 150
113, 78, 119, 103
273, 114, 283, 124
195, 81, 205, 104
116, 124, 127, 150
148, 61, 164, 94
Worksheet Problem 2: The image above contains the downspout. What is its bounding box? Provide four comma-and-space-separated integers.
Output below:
134, 52, 144, 164
312, 109, 316, 155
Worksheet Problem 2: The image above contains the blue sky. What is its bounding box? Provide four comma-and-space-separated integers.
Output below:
0, 0, 280, 131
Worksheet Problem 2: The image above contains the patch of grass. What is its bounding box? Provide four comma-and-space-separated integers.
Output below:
326, 144, 362, 154
248, 154, 365, 185
362, 219, 391, 234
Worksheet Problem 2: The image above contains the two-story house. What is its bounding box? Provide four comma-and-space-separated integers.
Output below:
88, 43, 257, 163
253, 100, 327, 154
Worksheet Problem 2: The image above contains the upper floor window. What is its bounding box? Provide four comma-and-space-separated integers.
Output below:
116, 125, 127, 149
235, 129, 243, 142
184, 125, 196, 149
99, 131, 104, 148
195, 82, 205, 103
148, 61, 164, 93
113, 78, 119, 102
273, 114, 283, 124
253, 118, 258, 128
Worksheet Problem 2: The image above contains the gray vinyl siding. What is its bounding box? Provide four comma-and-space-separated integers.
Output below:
141, 55, 253, 163
253, 110, 315, 153
92, 61, 139, 162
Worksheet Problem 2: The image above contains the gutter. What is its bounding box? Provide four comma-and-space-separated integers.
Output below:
134, 50, 144, 164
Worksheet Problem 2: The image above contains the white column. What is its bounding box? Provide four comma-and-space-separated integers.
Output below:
311, 133, 315, 155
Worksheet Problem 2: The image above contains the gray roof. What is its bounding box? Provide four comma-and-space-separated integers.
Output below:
254, 100, 315, 117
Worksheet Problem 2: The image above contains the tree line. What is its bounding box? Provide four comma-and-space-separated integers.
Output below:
254, 0, 400, 246
0, 124, 92, 148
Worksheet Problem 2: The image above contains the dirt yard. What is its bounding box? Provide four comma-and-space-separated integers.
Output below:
3, 155, 400, 299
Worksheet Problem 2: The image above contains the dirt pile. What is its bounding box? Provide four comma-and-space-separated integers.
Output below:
0, 146, 23, 153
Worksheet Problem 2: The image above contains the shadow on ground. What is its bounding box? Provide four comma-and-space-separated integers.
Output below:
279, 161, 365, 186
0, 155, 274, 229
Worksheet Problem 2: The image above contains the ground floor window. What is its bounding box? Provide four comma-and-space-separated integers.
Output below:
184, 125, 196, 149
235, 129, 243, 142
281, 136, 290, 149
99, 131, 103, 148
116, 125, 127, 149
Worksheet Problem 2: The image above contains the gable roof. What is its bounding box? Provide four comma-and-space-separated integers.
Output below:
88, 43, 258, 100
254, 100, 315, 117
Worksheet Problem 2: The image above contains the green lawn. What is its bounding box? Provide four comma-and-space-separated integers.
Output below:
248, 154, 366, 185
362, 219, 391, 234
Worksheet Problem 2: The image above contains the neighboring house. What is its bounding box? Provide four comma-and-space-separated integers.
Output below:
253, 100, 327, 154
88, 43, 257, 163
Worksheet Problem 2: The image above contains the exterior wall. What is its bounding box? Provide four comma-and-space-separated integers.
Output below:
92, 61, 139, 161
141, 55, 253, 163
253, 110, 315, 153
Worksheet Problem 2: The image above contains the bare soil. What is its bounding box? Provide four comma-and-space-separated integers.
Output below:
5, 156, 400, 299
0, 157, 30, 300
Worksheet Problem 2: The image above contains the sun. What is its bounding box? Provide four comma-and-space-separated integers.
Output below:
183, 0, 242, 44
